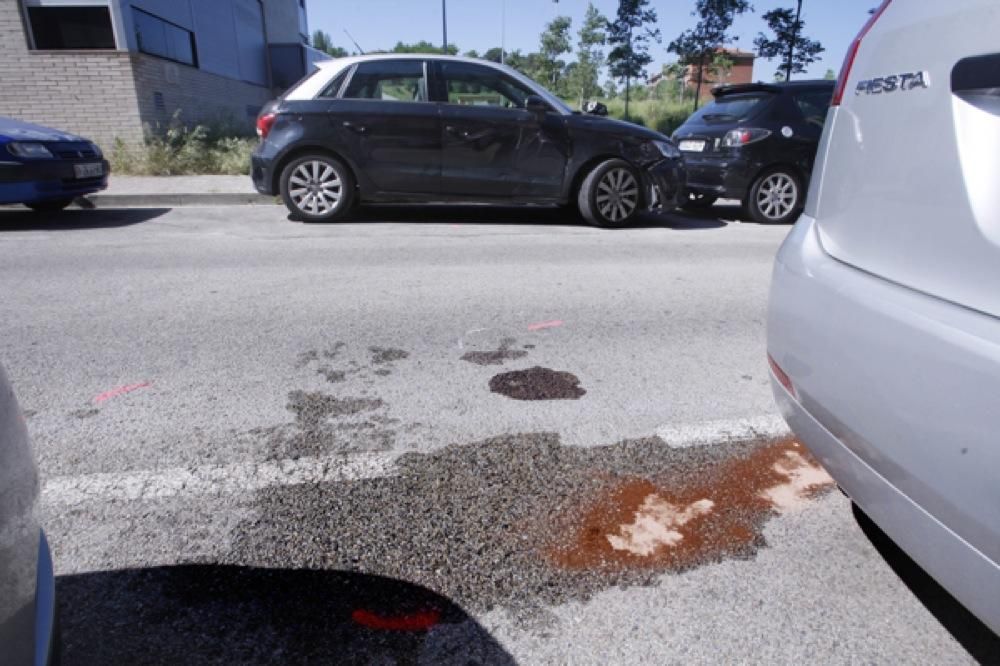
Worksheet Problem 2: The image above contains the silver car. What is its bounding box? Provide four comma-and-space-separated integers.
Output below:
767, 0, 999, 634
0, 364, 57, 664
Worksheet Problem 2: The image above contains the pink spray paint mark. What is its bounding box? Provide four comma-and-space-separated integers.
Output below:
449, 224, 463, 229
528, 320, 564, 332
93, 382, 151, 404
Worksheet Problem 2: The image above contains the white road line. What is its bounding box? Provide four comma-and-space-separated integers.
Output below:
41, 416, 792, 506
42, 453, 399, 506
656, 414, 791, 448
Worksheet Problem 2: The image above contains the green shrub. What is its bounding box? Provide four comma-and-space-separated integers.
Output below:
576, 98, 697, 137
110, 111, 256, 176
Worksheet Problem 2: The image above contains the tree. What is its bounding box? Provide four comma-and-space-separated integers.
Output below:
311, 30, 348, 58
569, 3, 608, 108
824, 68, 836, 80
538, 16, 573, 94
668, 0, 752, 110
392, 40, 458, 55
604, 79, 619, 99
606, 0, 661, 120
711, 51, 734, 86
464, 49, 480, 59
662, 61, 687, 103
754, 2, 825, 81
483, 47, 504, 63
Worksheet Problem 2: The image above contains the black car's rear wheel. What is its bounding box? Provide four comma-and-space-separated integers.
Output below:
747, 168, 802, 224
578, 159, 641, 228
25, 198, 73, 213
679, 192, 718, 210
280, 155, 355, 222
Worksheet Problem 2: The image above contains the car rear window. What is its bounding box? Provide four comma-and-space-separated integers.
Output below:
688, 93, 773, 124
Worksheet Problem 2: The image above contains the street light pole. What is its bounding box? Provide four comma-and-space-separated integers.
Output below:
501, 0, 506, 64
442, 0, 448, 54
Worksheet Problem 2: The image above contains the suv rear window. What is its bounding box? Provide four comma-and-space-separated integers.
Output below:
688, 93, 773, 124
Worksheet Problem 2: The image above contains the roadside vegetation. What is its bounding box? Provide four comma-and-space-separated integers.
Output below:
110, 113, 255, 176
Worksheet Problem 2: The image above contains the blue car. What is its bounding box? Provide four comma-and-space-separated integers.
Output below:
0, 116, 109, 212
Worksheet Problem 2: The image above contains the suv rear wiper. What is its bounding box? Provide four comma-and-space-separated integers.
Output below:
702, 113, 737, 121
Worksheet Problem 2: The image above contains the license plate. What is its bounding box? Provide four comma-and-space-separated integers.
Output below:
73, 162, 104, 179
678, 140, 706, 153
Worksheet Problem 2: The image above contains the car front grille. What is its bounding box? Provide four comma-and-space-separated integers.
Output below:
50, 142, 98, 160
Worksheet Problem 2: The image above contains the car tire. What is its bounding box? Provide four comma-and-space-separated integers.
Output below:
747, 168, 803, 224
577, 159, 642, 228
680, 192, 718, 210
25, 198, 73, 213
280, 154, 355, 222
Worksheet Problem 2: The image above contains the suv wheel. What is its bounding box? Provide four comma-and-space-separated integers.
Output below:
747, 168, 802, 224
280, 155, 355, 222
578, 159, 642, 228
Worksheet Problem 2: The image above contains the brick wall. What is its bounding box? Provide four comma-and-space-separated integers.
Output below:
130, 53, 272, 134
0, 0, 145, 148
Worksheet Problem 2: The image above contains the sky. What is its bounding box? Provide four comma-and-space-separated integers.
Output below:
305, 0, 877, 82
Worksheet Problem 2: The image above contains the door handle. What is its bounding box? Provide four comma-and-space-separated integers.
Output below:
342, 121, 368, 134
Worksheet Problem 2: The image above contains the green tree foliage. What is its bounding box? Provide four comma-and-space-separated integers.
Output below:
483, 47, 504, 63
391, 40, 458, 55
538, 16, 573, 94
310, 30, 348, 58
569, 3, 608, 108
668, 0, 752, 109
606, 0, 661, 119
824, 68, 836, 80
753, 1, 825, 81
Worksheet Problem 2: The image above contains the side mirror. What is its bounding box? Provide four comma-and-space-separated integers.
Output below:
525, 95, 549, 119
583, 101, 608, 116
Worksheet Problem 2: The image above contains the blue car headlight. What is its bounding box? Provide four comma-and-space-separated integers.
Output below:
7, 142, 54, 159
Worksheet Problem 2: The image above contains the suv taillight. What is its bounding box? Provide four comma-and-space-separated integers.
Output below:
722, 128, 771, 148
256, 113, 277, 139
832, 0, 893, 106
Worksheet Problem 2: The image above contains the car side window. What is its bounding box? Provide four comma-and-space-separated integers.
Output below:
793, 90, 833, 128
342, 60, 428, 102
317, 69, 350, 98
439, 62, 535, 110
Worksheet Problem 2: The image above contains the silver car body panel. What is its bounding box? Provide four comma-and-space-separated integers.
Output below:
0, 364, 53, 665
769, 0, 1000, 634
809, 0, 1000, 318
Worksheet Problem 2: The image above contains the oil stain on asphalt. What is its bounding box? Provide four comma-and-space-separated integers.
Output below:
460, 338, 528, 366
230, 432, 833, 624
489, 366, 586, 400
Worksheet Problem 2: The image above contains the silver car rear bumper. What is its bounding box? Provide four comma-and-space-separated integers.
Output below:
768, 216, 1000, 634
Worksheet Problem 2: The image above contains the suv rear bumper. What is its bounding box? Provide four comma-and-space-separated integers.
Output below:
768, 216, 1000, 634
681, 153, 756, 200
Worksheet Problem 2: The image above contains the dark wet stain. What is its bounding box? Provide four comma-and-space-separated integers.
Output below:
295, 350, 320, 369
489, 367, 585, 401
317, 367, 347, 384
369, 347, 410, 365
71, 408, 100, 419
287, 391, 384, 430
523, 344, 535, 350
741, 374, 753, 381
232, 432, 828, 623
323, 342, 347, 360
374, 368, 392, 377
461, 338, 528, 367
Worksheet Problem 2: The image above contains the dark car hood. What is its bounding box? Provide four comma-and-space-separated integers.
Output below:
0, 116, 86, 144
565, 114, 669, 142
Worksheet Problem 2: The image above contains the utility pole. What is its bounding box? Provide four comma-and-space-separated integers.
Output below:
501, 0, 506, 64
442, 0, 448, 54
785, 0, 802, 82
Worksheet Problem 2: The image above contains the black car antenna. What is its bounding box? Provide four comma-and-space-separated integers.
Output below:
343, 29, 365, 55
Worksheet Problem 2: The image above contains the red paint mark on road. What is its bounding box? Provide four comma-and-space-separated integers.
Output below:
93, 382, 151, 404
351, 609, 441, 632
450, 224, 463, 229
528, 320, 564, 332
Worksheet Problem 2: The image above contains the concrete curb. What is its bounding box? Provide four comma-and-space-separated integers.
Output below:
80, 192, 280, 208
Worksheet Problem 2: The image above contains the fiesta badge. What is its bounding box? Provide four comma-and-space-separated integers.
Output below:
856, 71, 930, 96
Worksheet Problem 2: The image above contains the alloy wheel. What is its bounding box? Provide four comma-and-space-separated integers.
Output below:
755, 173, 798, 221
596, 168, 639, 223
288, 160, 343, 216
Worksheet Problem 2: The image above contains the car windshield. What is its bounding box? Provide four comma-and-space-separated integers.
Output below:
688, 93, 773, 124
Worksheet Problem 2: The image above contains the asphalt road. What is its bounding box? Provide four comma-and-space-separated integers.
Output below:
1, 203, 995, 664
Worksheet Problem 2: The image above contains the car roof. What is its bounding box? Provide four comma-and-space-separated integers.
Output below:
712, 80, 835, 97
317, 53, 513, 72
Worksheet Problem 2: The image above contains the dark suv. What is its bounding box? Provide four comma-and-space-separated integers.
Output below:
252, 55, 685, 227
672, 80, 834, 224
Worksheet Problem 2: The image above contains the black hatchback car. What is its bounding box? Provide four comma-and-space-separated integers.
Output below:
252, 55, 685, 227
672, 80, 834, 224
